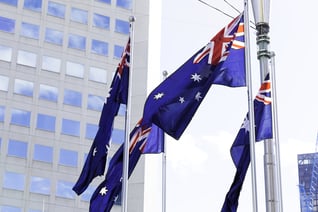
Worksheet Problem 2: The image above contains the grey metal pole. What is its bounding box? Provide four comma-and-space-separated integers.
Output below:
162, 70, 168, 212
244, 1, 259, 211
122, 16, 136, 212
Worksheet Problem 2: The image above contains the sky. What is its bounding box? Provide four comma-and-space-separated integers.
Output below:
151, 0, 318, 211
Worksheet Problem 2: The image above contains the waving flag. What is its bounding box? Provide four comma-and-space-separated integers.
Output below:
221, 74, 272, 212
142, 14, 245, 140
89, 120, 164, 212
73, 39, 130, 195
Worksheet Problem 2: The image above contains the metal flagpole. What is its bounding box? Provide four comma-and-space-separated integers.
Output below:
122, 15, 135, 212
244, 2, 259, 211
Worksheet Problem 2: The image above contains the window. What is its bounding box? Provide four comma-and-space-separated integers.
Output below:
3, 172, 25, 190
115, 19, 130, 34
89, 67, 107, 83
116, 0, 132, 9
81, 185, 96, 201
45, 28, 63, 45
70, 8, 88, 24
61, 118, 80, 136
36, 113, 56, 132
111, 128, 125, 144
0, 16, 15, 33
114, 45, 124, 59
96, 0, 110, 3
91, 39, 108, 56
68, 34, 86, 50
0, 0, 18, 6
0, 106, 4, 122
10, 108, 31, 127
14, 79, 34, 97
17, 50, 37, 67
86, 123, 98, 140
33, 144, 53, 163
66, 61, 84, 78
0, 75, 9, 91
56, 180, 75, 199
30, 176, 50, 195
21, 22, 40, 39
118, 104, 126, 116
24, 0, 42, 12
8, 139, 28, 158
1, 205, 22, 212
39, 84, 58, 102
47, 1, 65, 18
59, 149, 78, 167
93, 13, 110, 29
42, 56, 61, 73
0, 45, 12, 62
87, 94, 104, 111
63, 89, 82, 107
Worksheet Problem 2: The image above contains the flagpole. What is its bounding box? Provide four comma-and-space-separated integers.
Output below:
244, 2, 259, 211
122, 16, 135, 212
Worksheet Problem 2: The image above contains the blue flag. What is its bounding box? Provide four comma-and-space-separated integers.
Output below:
73, 39, 130, 195
221, 74, 272, 211
141, 14, 246, 140
89, 120, 164, 212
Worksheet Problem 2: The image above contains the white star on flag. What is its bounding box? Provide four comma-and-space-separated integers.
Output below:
195, 92, 202, 101
179, 97, 185, 104
241, 117, 250, 133
154, 92, 164, 100
99, 186, 108, 196
93, 147, 97, 156
191, 73, 202, 82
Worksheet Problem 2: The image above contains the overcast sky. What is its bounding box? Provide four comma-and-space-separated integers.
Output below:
155, 0, 318, 211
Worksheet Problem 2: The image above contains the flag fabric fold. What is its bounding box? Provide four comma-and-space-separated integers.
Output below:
73, 39, 130, 195
221, 74, 272, 211
89, 120, 164, 212
141, 14, 245, 140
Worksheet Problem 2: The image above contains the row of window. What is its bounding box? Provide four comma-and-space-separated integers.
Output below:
0, 15, 127, 55
0, 0, 132, 12
0, 106, 125, 141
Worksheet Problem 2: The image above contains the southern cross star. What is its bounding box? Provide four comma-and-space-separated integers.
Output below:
100, 186, 108, 196
191, 73, 202, 82
154, 92, 164, 100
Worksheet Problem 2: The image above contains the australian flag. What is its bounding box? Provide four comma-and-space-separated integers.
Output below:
89, 120, 164, 212
142, 14, 246, 140
221, 74, 272, 212
73, 39, 130, 195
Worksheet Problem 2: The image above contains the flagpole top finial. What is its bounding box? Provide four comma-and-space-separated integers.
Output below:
129, 16, 136, 23
162, 70, 168, 78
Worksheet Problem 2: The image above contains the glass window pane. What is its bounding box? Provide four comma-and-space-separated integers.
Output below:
0, 106, 4, 122
42, 56, 61, 73
0, 45, 12, 62
36, 113, 56, 132
118, 104, 126, 116
0, 75, 9, 91
17, 50, 37, 67
93, 13, 110, 29
3, 172, 25, 190
10, 108, 31, 127
70, 8, 88, 24
81, 185, 96, 201
30, 176, 50, 195
111, 128, 125, 144
8, 139, 28, 158
47, 1, 65, 18
1, 205, 22, 212
56, 180, 75, 199
0, 0, 18, 6
59, 149, 78, 167
86, 123, 98, 140
39, 84, 58, 102
68, 34, 86, 50
33, 144, 53, 163
91, 40, 108, 56
66, 61, 84, 78
96, 0, 110, 3
63, 89, 82, 107
114, 45, 124, 59
89, 67, 107, 83
0, 16, 15, 33
21, 22, 39, 39
115, 19, 130, 34
87, 94, 104, 111
116, 0, 132, 9
14, 79, 34, 97
24, 0, 42, 12
61, 118, 80, 136
45, 28, 63, 45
